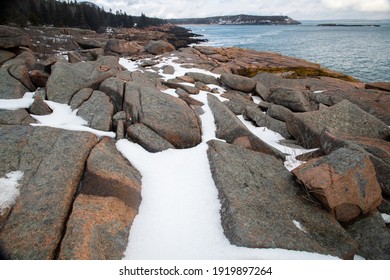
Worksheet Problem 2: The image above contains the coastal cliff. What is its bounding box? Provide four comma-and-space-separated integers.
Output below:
0, 24, 390, 260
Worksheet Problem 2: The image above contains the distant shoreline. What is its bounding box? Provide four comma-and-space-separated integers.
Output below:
317, 23, 381, 27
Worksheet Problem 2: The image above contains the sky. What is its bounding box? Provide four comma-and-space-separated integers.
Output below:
80, 0, 390, 20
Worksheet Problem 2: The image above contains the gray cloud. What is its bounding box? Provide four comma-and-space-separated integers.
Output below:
80, 0, 390, 19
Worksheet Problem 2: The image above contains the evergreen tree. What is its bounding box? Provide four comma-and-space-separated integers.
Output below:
75, 4, 88, 28
138, 13, 148, 28
39, 1, 51, 25
0, 0, 166, 29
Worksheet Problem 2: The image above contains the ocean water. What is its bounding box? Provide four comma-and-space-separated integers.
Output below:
185, 21, 390, 82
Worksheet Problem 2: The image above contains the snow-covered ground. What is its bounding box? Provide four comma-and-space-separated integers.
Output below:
0, 171, 24, 214
0, 93, 115, 138
117, 56, 337, 260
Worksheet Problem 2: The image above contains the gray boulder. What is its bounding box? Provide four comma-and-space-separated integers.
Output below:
105, 39, 143, 55
0, 25, 31, 49
320, 128, 390, 196
252, 72, 282, 89
77, 90, 114, 131
207, 140, 357, 259
220, 73, 256, 93
8, 64, 35, 91
286, 100, 390, 148
116, 120, 125, 140
124, 83, 201, 149
378, 199, 390, 215
0, 126, 98, 259
127, 123, 175, 153
144, 40, 175, 55
75, 38, 106, 49
67, 51, 82, 63
185, 72, 219, 85
0, 50, 16, 65
70, 88, 93, 110
29, 96, 52, 115
99, 77, 126, 112
0, 109, 35, 125
207, 93, 285, 160
0, 67, 29, 99
221, 90, 258, 115
347, 212, 390, 260
2, 51, 37, 70
267, 104, 293, 122
162, 80, 200, 95
244, 106, 291, 139
176, 88, 205, 107
130, 71, 162, 88
46, 56, 121, 104
254, 82, 269, 100
267, 88, 317, 112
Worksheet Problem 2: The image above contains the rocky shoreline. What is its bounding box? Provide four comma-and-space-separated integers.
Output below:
0, 24, 390, 260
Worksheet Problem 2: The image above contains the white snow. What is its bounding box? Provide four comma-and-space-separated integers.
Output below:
0, 171, 24, 214
293, 220, 307, 233
117, 55, 338, 259
119, 58, 144, 72
0, 92, 35, 110
237, 115, 317, 171
252, 95, 263, 105
154, 56, 220, 81
0, 91, 115, 138
30, 101, 115, 138
382, 213, 390, 224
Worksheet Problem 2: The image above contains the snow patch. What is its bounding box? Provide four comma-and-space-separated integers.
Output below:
382, 213, 390, 224
0, 92, 35, 110
30, 101, 115, 138
119, 58, 143, 72
153, 56, 220, 81
0, 171, 24, 214
237, 115, 316, 170
293, 220, 307, 233
161, 88, 178, 97
252, 95, 263, 105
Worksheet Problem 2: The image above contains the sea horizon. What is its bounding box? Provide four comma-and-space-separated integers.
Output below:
185, 20, 390, 82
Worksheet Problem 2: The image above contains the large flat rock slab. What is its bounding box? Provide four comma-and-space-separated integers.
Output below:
286, 100, 390, 149
207, 140, 357, 259
0, 126, 98, 259
59, 195, 137, 260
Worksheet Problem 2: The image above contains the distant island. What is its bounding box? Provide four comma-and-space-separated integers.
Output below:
317, 23, 380, 27
168, 14, 301, 25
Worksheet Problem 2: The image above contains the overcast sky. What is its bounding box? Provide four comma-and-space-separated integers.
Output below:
80, 0, 390, 20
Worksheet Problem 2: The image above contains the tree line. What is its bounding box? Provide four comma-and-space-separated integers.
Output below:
0, 0, 167, 31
